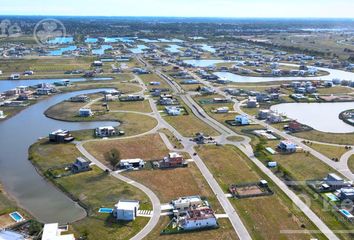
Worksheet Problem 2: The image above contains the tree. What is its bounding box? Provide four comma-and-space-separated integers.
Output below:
105, 148, 121, 169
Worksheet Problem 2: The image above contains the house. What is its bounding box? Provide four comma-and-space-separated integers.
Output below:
178, 206, 218, 230
149, 81, 161, 86
165, 106, 182, 116
277, 140, 297, 153
0, 110, 5, 119
95, 126, 116, 137
258, 109, 271, 120
216, 107, 229, 113
41, 223, 75, 240
247, 97, 258, 108
119, 95, 144, 102
288, 121, 302, 132
72, 157, 91, 173
132, 68, 149, 74
70, 95, 90, 102
113, 200, 140, 221
158, 152, 187, 168
324, 173, 350, 190
92, 61, 103, 67
172, 196, 203, 212
235, 115, 249, 125
213, 98, 229, 103
24, 70, 34, 75
337, 187, 354, 201
199, 86, 215, 95
49, 129, 74, 143
181, 79, 200, 84
104, 94, 119, 101
119, 159, 145, 170
10, 73, 20, 80
267, 112, 283, 123
36, 88, 54, 95
79, 108, 93, 117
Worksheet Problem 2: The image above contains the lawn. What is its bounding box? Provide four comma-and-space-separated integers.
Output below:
123, 162, 223, 213
29, 140, 151, 240
0, 185, 16, 216
84, 134, 170, 167
163, 97, 220, 137
195, 145, 324, 240
91, 99, 152, 113
138, 73, 172, 91
158, 128, 184, 149
304, 142, 350, 160
145, 217, 238, 240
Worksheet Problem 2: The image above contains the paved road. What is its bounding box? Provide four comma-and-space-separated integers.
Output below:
76, 143, 161, 240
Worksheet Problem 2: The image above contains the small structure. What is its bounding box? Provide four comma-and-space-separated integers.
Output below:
71, 157, 91, 173
215, 107, 229, 113
79, 108, 93, 117
92, 61, 103, 67
70, 95, 90, 102
337, 187, 354, 201
119, 159, 145, 170
235, 115, 249, 125
277, 140, 297, 153
119, 95, 144, 102
113, 200, 140, 221
258, 109, 271, 120
95, 126, 117, 137
10, 73, 20, 80
41, 223, 75, 240
267, 112, 283, 123
49, 129, 74, 143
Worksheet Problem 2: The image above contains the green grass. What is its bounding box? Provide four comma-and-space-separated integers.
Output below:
304, 142, 350, 160
29, 140, 151, 240
348, 155, 354, 174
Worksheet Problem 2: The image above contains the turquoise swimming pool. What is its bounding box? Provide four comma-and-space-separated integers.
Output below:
9, 212, 24, 222
339, 209, 354, 218
98, 208, 113, 213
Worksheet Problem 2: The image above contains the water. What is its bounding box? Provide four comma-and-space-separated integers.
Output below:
200, 44, 216, 53
92, 45, 112, 55
129, 45, 149, 54
166, 44, 182, 53
0, 89, 119, 223
48, 45, 77, 56
103, 37, 135, 43
184, 59, 236, 67
270, 102, 354, 133
85, 38, 98, 43
48, 37, 74, 45
0, 78, 113, 93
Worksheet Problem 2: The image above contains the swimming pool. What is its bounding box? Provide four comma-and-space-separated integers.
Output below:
339, 209, 354, 219
9, 212, 24, 222
98, 208, 113, 213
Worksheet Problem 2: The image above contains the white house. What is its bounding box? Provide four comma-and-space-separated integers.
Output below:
41, 223, 75, 240
95, 126, 116, 137
79, 108, 93, 117
235, 115, 249, 125
247, 97, 258, 108
216, 107, 229, 113
277, 140, 297, 153
172, 196, 203, 212
119, 159, 145, 169
0, 230, 24, 240
179, 207, 217, 230
165, 106, 182, 116
113, 200, 140, 221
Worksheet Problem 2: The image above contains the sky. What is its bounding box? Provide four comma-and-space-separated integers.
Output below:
1, 0, 354, 18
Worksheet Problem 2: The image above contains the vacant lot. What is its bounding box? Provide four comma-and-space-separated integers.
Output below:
85, 134, 169, 166
163, 97, 220, 137
29, 140, 151, 240
348, 155, 354, 174
91, 99, 152, 113
124, 162, 223, 213
304, 142, 349, 160
146, 217, 238, 240
139, 73, 171, 91
196, 145, 323, 240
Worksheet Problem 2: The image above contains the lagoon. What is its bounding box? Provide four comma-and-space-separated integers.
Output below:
270, 102, 354, 133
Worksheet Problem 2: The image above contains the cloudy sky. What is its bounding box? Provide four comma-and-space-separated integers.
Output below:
1, 0, 354, 18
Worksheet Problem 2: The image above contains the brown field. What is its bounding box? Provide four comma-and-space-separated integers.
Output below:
91, 99, 152, 113
84, 134, 170, 166
235, 185, 263, 196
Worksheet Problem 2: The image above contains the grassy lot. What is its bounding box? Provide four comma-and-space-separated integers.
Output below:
0, 185, 17, 216
91, 99, 152, 113
124, 162, 223, 213
163, 97, 220, 137
317, 86, 354, 95
145, 217, 238, 240
84, 134, 169, 167
304, 142, 350, 160
195, 145, 324, 240
226, 136, 245, 142
158, 128, 184, 149
0, 57, 96, 79
29, 140, 151, 240
138, 73, 172, 91
348, 155, 354, 174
